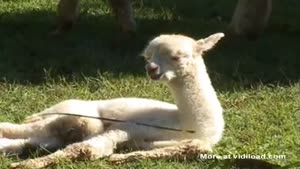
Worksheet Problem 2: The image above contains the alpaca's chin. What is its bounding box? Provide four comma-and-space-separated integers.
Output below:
148, 73, 163, 81
164, 71, 177, 81
149, 73, 177, 82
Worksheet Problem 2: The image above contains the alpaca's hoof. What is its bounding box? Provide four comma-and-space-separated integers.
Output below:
9, 162, 22, 169
10, 160, 39, 169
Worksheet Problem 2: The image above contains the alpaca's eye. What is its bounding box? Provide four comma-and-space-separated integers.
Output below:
171, 57, 180, 61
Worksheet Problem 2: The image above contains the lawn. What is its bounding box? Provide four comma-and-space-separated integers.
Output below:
0, 0, 299, 168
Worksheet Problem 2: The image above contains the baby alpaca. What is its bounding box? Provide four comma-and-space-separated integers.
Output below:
0, 33, 224, 168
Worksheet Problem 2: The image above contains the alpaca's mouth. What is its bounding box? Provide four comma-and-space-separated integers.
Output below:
148, 73, 163, 80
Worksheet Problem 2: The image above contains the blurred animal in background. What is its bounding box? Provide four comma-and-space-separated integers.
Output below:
229, 0, 272, 39
53, 0, 136, 38
54, 0, 272, 40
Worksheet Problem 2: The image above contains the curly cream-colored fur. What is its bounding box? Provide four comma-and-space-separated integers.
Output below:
108, 139, 210, 164
1, 33, 224, 168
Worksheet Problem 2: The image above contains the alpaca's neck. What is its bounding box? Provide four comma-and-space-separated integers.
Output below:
168, 60, 223, 141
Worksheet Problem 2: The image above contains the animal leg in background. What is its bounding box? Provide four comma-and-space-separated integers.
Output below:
229, 0, 272, 39
108, 0, 136, 35
52, 0, 80, 35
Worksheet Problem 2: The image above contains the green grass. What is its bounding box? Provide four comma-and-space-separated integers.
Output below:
0, 0, 300, 168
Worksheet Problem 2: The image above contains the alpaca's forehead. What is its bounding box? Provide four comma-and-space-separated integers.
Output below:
144, 35, 195, 58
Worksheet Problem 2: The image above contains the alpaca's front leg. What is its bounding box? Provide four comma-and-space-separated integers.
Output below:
51, 0, 80, 35
10, 129, 130, 169
0, 122, 39, 139
108, 0, 136, 35
109, 139, 212, 164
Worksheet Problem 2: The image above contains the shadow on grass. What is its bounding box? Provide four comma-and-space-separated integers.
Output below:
0, 8, 299, 89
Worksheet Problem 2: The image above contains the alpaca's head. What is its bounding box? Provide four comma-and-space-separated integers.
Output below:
143, 33, 224, 82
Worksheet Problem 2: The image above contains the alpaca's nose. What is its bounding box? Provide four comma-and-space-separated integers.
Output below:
146, 62, 159, 73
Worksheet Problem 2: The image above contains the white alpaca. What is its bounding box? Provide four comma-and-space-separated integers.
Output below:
0, 33, 224, 168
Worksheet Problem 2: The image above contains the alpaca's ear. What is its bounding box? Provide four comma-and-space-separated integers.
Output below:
195, 33, 224, 53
